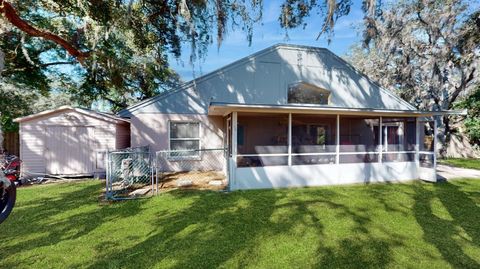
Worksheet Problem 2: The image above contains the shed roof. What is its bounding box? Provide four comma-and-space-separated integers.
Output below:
14, 106, 130, 124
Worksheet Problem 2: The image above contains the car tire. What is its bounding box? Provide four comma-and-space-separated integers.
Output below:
0, 184, 16, 224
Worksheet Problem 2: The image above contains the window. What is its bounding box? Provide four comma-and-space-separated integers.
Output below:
169, 121, 200, 158
288, 82, 331, 105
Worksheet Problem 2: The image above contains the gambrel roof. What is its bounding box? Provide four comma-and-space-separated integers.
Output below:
118, 44, 416, 117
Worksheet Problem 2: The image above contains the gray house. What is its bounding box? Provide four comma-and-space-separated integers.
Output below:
119, 44, 462, 190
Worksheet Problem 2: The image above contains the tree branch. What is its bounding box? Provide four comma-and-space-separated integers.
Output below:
448, 68, 476, 109
41, 61, 76, 67
0, 0, 89, 64
103, 96, 128, 109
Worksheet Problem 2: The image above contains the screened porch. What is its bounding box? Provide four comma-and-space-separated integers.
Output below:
226, 112, 437, 170
207, 102, 454, 189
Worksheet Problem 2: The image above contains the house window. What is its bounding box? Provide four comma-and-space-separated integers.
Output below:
288, 82, 331, 105
169, 121, 200, 158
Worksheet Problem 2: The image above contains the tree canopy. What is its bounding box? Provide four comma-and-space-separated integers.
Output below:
345, 1, 480, 151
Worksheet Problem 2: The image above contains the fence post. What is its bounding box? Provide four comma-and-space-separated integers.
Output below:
150, 152, 154, 195
155, 152, 159, 194
105, 150, 110, 199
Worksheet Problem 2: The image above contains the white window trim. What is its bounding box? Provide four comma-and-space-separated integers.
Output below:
168, 120, 202, 161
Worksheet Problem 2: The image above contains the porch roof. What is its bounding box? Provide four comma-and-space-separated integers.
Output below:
208, 102, 467, 117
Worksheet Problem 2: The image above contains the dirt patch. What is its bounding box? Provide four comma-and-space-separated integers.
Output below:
157, 171, 227, 191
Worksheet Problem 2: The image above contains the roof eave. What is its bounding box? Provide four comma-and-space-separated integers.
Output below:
14, 106, 130, 124
208, 102, 467, 117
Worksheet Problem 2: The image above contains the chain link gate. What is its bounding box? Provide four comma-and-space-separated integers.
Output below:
155, 148, 228, 192
105, 146, 154, 200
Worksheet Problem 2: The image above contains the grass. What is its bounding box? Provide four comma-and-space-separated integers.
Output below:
1, 179, 480, 269
439, 158, 480, 170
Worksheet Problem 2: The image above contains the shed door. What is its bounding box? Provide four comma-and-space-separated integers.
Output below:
46, 126, 93, 175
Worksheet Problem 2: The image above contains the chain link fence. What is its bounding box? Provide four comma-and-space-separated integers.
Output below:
155, 148, 228, 192
105, 146, 154, 200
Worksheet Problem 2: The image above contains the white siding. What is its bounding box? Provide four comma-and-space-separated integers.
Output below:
19, 109, 130, 176
20, 123, 46, 174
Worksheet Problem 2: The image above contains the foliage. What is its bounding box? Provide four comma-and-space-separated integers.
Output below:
345, 1, 480, 152
279, 0, 379, 42
1, 179, 480, 268
455, 86, 480, 145
439, 158, 480, 170
0, 80, 73, 132
0, 0, 265, 110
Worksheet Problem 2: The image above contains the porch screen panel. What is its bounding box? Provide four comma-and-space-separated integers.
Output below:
419, 118, 435, 168
381, 117, 416, 163
419, 120, 435, 152
339, 116, 380, 163
291, 114, 337, 165
236, 113, 288, 167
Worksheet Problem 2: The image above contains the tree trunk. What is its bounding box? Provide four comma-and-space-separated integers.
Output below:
0, 113, 3, 153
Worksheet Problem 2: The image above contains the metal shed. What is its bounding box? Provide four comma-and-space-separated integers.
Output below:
15, 106, 130, 177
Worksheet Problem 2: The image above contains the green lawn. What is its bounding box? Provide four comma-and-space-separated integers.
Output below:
1, 179, 480, 269
439, 158, 480, 170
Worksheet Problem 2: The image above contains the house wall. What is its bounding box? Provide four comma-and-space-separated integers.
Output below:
131, 113, 225, 171
115, 123, 131, 149
129, 45, 414, 117
19, 110, 123, 175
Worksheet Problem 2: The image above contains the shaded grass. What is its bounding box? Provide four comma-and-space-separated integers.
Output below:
1, 179, 480, 268
439, 158, 480, 170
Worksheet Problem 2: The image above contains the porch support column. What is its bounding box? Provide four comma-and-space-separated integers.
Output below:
231, 112, 238, 188
433, 116, 438, 170
336, 114, 340, 165
288, 113, 292, 166
415, 117, 420, 170
232, 112, 238, 163
379, 116, 383, 163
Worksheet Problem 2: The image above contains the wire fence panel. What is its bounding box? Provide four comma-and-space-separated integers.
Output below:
105, 146, 154, 200
155, 148, 228, 192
